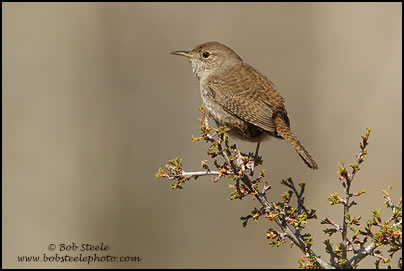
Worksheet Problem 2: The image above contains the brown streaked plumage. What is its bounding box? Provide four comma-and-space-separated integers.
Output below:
171, 41, 318, 170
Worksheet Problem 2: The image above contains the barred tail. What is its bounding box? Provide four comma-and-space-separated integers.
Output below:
275, 116, 318, 170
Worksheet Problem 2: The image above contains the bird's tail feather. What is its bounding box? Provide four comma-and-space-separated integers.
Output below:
275, 116, 318, 170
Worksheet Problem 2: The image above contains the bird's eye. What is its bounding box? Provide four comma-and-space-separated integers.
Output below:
202, 51, 210, 58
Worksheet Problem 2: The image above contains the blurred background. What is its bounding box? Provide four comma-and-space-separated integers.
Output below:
2, 2, 402, 268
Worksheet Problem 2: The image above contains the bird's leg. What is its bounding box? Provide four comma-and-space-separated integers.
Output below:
250, 142, 261, 176
254, 142, 261, 163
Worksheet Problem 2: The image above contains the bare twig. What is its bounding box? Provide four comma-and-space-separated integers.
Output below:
181, 170, 221, 178
347, 242, 376, 267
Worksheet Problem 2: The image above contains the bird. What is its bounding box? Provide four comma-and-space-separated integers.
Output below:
171, 41, 318, 170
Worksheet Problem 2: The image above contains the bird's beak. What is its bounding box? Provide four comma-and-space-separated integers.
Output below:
171, 50, 194, 59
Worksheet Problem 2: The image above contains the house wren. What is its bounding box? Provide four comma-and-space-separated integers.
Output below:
171, 41, 318, 170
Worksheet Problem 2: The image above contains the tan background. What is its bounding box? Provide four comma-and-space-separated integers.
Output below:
2, 2, 402, 269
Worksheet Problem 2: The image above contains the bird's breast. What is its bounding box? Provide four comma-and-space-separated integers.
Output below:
199, 84, 268, 142
200, 85, 227, 124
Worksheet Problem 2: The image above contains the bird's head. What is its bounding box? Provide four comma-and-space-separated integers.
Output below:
171, 41, 243, 80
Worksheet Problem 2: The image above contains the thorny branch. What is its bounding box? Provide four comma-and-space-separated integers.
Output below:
157, 106, 331, 268
156, 108, 402, 269
339, 130, 370, 265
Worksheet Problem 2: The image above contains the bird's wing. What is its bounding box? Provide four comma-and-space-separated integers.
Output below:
207, 63, 287, 133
